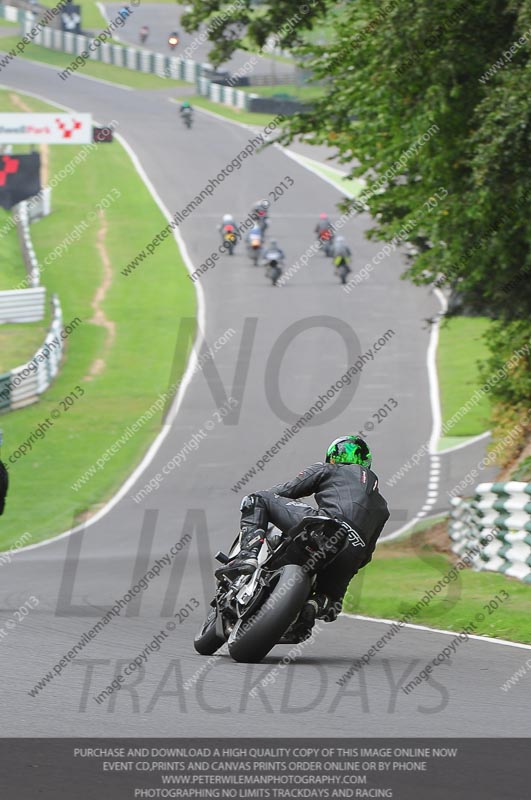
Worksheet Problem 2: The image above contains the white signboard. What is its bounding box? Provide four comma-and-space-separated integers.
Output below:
0, 113, 93, 144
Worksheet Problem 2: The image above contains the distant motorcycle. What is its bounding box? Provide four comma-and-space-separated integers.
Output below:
266, 259, 282, 286
250, 203, 269, 234
263, 247, 284, 286
318, 229, 334, 257
335, 258, 351, 285
181, 107, 193, 129
168, 32, 179, 50
139, 26, 149, 45
222, 229, 237, 255
247, 232, 262, 266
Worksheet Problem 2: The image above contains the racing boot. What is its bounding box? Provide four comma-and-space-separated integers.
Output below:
278, 596, 326, 645
215, 528, 265, 579
298, 594, 340, 631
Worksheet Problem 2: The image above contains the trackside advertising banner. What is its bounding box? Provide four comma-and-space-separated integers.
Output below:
0, 113, 92, 144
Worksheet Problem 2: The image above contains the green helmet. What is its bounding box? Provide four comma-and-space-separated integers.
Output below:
325, 435, 372, 468
182, 101, 190, 108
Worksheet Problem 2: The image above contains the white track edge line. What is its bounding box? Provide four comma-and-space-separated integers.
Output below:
340, 612, 531, 651
437, 430, 491, 454
2, 87, 206, 553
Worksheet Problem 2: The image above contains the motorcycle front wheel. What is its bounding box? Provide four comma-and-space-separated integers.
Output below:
269, 267, 281, 285
194, 608, 225, 655
227, 564, 310, 663
337, 266, 349, 284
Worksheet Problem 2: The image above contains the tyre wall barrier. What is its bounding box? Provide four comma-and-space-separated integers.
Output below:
449, 481, 531, 583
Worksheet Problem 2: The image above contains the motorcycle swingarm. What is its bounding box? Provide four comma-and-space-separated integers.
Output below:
234, 568, 284, 620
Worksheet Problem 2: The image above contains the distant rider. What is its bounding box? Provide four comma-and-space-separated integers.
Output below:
250, 200, 269, 232
219, 214, 238, 247
246, 223, 263, 247
315, 212, 333, 240
219, 213, 236, 236
332, 235, 351, 271
262, 239, 285, 265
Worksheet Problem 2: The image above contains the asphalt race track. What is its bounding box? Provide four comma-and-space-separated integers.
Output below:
0, 54, 527, 738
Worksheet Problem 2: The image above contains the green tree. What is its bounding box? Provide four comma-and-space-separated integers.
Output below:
185, 0, 531, 447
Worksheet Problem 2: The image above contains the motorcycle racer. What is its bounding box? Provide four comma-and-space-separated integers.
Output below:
216, 436, 389, 630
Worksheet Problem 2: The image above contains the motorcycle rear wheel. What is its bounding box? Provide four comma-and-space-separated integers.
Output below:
227, 564, 310, 663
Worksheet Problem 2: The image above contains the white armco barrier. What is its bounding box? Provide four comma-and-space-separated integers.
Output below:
449, 482, 531, 584
8, 295, 64, 410
0, 286, 45, 323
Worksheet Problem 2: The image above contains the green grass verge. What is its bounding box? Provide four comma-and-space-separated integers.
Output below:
0, 18, 20, 29
0, 318, 50, 374
0, 204, 49, 369
0, 36, 184, 89
291, 153, 365, 198
0, 89, 196, 549
240, 83, 324, 101
437, 316, 492, 437
344, 524, 531, 644
0, 210, 26, 291
437, 435, 484, 452
176, 94, 280, 127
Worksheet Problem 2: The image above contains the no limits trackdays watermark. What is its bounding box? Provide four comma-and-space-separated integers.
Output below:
21, 509, 462, 716
28, 533, 192, 698
337, 529, 499, 688
132, 397, 239, 503
70, 326, 236, 492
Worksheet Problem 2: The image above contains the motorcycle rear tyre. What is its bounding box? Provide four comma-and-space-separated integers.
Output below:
228, 564, 310, 663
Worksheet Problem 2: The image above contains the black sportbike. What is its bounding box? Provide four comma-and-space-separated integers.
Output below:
265, 258, 282, 286
194, 515, 365, 663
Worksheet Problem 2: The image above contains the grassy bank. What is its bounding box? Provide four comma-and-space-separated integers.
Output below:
344, 522, 531, 644
240, 83, 325, 101
0, 211, 26, 291
175, 94, 280, 127
0, 207, 49, 370
0, 90, 195, 549
437, 316, 492, 441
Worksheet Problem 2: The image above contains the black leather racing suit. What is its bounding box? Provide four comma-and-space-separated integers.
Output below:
240, 462, 389, 604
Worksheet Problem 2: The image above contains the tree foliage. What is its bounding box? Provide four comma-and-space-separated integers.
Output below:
185, 0, 531, 442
